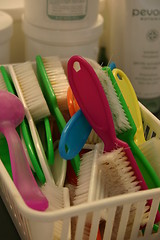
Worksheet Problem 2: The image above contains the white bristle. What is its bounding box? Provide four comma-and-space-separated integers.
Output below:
86, 59, 131, 134
96, 68, 131, 134
10, 62, 50, 122
41, 184, 71, 239
96, 148, 150, 238
97, 148, 141, 197
41, 184, 66, 211
73, 150, 95, 205
0, 71, 7, 90
42, 56, 69, 111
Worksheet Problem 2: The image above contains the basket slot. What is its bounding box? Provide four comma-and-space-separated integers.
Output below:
74, 214, 87, 239
89, 210, 101, 240
130, 200, 149, 240
116, 203, 132, 239
103, 206, 117, 240
140, 103, 160, 139
60, 218, 71, 240
144, 197, 160, 237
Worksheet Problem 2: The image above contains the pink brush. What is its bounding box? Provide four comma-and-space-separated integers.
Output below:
67, 56, 149, 193
0, 90, 48, 211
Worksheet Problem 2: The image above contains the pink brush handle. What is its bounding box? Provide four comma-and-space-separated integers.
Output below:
68, 56, 148, 191
3, 125, 48, 211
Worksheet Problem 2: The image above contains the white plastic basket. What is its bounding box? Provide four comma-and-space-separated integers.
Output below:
1, 101, 160, 239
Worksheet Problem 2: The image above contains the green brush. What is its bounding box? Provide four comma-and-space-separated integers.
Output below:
102, 66, 160, 190
36, 55, 80, 175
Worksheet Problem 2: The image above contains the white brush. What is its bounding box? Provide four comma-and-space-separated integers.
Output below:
73, 143, 149, 239
96, 147, 149, 239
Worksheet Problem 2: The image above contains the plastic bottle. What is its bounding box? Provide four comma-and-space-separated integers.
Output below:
106, 0, 160, 114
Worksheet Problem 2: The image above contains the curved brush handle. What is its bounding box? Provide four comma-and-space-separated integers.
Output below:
59, 110, 92, 159
3, 125, 48, 211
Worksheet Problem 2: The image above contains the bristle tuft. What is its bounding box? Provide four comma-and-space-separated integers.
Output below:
84, 58, 131, 134
41, 56, 69, 111
12, 62, 50, 122
97, 148, 141, 197
95, 68, 131, 134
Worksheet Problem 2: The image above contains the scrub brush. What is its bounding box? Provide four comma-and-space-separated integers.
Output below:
36, 55, 80, 176
101, 66, 160, 191
67, 55, 160, 222
112, 69, 160, 182
73, 143, 149, 239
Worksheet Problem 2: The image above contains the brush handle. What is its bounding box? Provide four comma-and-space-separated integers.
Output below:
3, 125, 48, 211
59, 109, 92, 159
113, 69, 145, 145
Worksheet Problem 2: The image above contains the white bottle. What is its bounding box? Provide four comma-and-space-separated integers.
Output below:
106, 0, 160, 114
24, 0, 99, 30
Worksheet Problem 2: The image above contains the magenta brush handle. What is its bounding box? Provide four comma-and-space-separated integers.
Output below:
68, 56, 116, 151
3, 125, 48, 211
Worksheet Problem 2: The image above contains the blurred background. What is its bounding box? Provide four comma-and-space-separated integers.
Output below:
0, 0, 160, 238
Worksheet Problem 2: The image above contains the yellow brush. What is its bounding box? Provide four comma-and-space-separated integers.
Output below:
112, 68, 145, 146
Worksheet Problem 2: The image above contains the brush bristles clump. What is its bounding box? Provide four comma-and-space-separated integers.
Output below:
41, 56, 69, 111
97, 148, 141, 197
85, 58, 131, 134
12, 62, 50, 122
97, 149, 150, 239
41, 184, 71, 239
73, 149, 96, 205
95, 68, 131, 134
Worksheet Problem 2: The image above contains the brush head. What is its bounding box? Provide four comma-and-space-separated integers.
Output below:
10, 62, 50, 122
97, 148, 141, 197
85, 59, 134, 135
36, 55, 69, 112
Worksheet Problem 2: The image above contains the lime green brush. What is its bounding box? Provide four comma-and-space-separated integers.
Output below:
102, 66, 160, 190
36, 55, 80, 175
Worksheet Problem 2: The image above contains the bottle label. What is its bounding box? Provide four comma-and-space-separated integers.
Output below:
47, 0, 88, 20
124, 1, 160, 99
